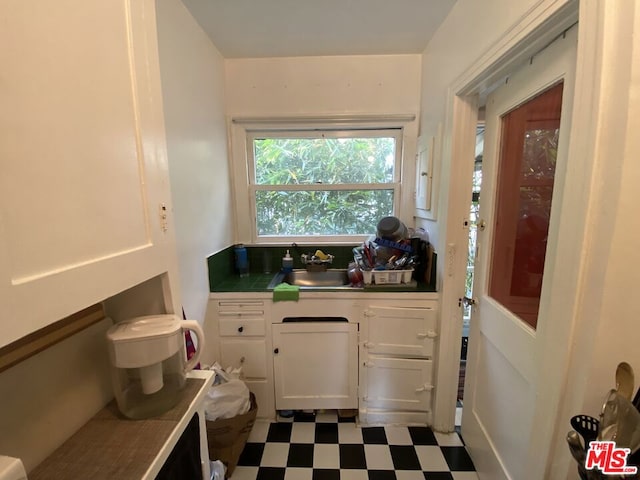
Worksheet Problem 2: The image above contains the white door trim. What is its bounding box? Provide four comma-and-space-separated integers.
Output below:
433, 0, 579, 434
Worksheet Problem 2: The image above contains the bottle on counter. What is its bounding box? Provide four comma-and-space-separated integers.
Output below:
282, 250, 293, 273
234, 244, 249, 277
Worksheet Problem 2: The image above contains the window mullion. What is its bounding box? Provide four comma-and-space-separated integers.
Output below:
252, 183, 398, 192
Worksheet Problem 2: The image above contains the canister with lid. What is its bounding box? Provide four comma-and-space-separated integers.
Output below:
376, 216, 408, 241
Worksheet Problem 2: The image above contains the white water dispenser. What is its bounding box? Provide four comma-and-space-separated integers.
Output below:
106, 314, 204, 419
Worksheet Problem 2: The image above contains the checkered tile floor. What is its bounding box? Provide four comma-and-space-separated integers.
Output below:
229, 410, 477, 480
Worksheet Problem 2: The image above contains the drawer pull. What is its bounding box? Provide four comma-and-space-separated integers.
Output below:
362, 341, 374, 349
238, 326, 244, 333
219, 311, 264, 317
364, 361, 375, 368
415, 384, 434, 393
417, 330, 438, 339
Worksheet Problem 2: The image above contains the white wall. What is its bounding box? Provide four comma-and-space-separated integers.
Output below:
155, 0, 233, 323
417, 0, 548, 255
552, 2, 640, 475
225, 55, 422, 239
225, 55, 421, 117
0, 318, 113, 471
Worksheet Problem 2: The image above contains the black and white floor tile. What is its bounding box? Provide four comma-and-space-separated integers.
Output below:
230, 411, 477, 480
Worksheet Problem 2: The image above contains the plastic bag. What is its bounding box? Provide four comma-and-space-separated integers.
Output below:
204, 363, 251, 421
211, 363, 242, 385
210, 460, 226, 479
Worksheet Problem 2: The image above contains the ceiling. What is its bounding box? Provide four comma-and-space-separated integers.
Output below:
181, 0, 457, 58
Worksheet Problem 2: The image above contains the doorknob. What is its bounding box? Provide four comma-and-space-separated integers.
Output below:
459, 296, 477, 308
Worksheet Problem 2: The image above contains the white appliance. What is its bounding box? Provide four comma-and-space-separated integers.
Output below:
0, 456, 27, 480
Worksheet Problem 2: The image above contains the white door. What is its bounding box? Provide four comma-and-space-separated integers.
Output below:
462, 28, 577, 479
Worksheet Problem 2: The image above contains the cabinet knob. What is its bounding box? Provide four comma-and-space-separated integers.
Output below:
240, 356, 245, 364
238, 326, 244, 333
274, 348, 279, 354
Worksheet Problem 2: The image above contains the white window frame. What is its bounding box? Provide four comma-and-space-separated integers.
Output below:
228, 116, 416, 245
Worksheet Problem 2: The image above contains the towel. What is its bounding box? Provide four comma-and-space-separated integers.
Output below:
273, 283, 300, 302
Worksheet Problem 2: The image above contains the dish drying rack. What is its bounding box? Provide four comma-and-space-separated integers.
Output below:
300, 252, 334, 271
352, 240, 416, 285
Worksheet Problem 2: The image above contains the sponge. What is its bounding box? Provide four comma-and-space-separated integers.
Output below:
314, 250, 329, 260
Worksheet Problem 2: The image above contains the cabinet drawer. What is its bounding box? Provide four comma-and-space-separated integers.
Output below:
219, 339, 267, 378
219, 318, 265, 337
218, 300, 264, 315
218, 310, 264, 319
365, 306, 437, 357
363, 356, 433, 412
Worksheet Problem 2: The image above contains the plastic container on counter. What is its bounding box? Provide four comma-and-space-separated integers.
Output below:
234, 244, 249, 277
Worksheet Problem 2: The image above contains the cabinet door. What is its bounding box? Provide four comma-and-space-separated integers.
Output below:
365, 306, 437, 357
363, 356, 433, 411
272, 323, 358, 410
0, 1, 176, 348
219, 318, 266, 337
415, 135, 434, 211
220, 339, 267, 379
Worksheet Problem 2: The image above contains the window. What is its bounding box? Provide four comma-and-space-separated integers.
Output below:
246, 128, 402, 241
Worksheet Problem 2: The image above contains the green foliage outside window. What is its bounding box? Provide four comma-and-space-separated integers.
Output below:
252, 136, 397, 236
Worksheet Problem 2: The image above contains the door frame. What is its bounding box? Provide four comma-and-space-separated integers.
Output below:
465, 31, 578, 480
432, 0, 618, 477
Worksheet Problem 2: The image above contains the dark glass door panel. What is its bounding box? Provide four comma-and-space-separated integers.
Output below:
488, 82, 564, 329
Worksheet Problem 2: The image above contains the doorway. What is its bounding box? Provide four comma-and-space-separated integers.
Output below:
460, 26, 577, 479
457, 122, 483, 411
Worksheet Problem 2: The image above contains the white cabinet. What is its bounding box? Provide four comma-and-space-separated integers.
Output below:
0, 1, 177, 348
415, 124, 442, 220
360, 302, 438, 425
365, 306, 438, 357
272, 322, 358, 411
209, 299, 275, 418
363, 357, 433, 411
207, 292, 439, 422
415, 135, 434, 212
220, 340, 268, 378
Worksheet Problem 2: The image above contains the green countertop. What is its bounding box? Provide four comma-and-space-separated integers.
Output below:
207, 245, 437, 293
212, 272, 276, 292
